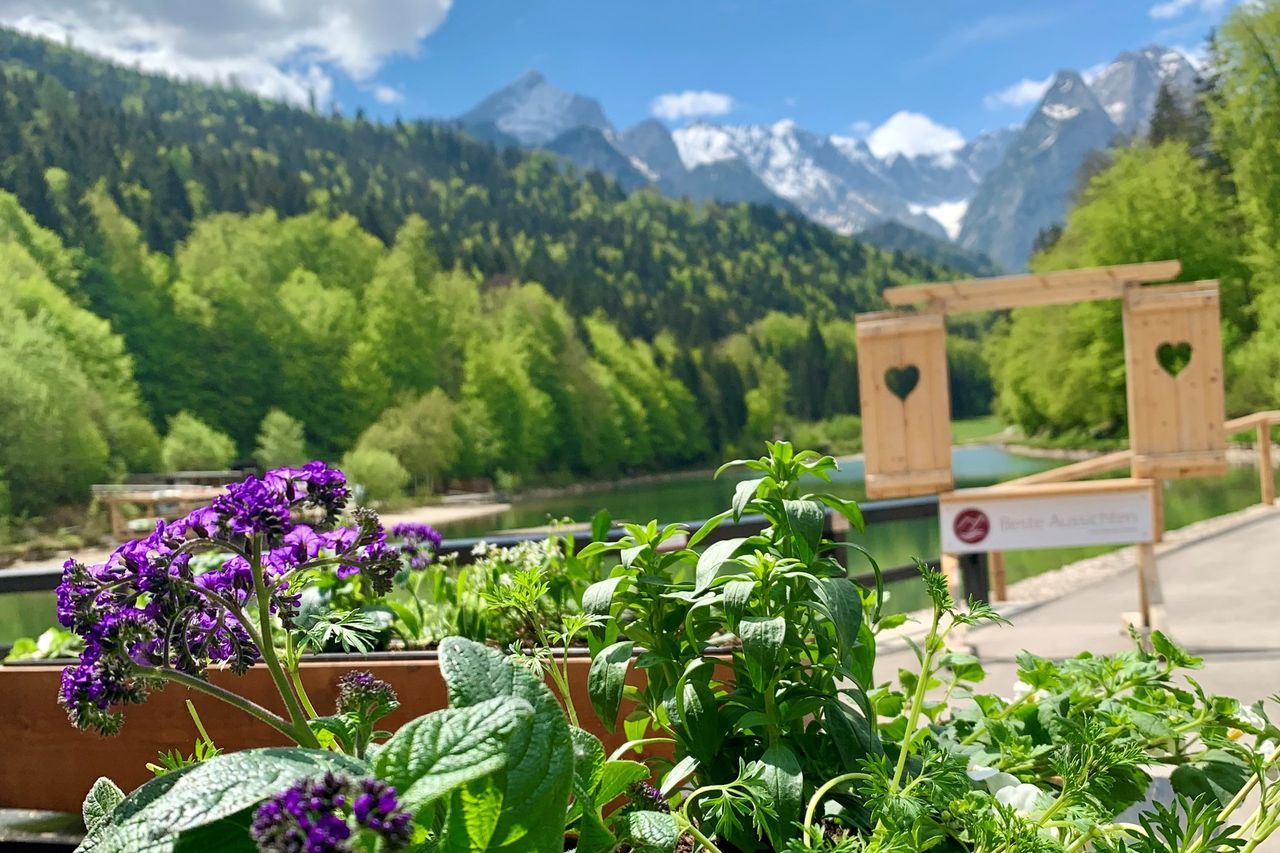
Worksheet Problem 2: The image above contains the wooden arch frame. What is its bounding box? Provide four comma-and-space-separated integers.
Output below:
857, 260, 1227, 498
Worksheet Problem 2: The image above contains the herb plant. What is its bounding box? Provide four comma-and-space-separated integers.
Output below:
49, 449, 1280, 852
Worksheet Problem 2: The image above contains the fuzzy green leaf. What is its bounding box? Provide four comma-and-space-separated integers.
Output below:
83, 749, 365, 853
438, 637, 575, 852
370, 695, 532, 815
82, 778, 125, 835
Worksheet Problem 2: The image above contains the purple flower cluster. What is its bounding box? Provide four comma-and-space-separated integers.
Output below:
56, 463, 397, 735
335, 670, 399, 719
627, 780, 670, 813
250, 773, 411, 853
388, 522, 442, 571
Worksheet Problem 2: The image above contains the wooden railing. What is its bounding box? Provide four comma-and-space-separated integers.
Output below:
979, 410, 1280, 601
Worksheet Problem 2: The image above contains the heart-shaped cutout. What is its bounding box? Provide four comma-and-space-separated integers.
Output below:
885, 365, 920, 401
1156, 341, 1193, 378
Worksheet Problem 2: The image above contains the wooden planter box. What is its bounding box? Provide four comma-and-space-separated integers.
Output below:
0, 650, 651, 813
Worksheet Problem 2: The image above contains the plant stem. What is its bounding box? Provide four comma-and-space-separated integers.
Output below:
801, 772, 873, 847
151, 667, 298, 742
607, 737, 676, 761
676, 814, 723, 853
249, 536, 320, 748
891, 606, 942, 791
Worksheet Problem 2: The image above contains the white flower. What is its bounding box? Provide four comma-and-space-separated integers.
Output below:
968, 763, 1020, 794
1012, 680, 1034, 701
1260, 739, 1277, 760
995, 782, 1044, 814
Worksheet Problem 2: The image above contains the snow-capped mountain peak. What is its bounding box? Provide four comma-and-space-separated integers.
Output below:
459, 70, 611, 145
456, 45, 1197, 271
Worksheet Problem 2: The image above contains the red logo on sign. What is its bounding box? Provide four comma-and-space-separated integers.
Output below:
953, 508, 990, 544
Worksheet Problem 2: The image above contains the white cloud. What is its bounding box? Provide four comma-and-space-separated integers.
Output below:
0, 0, 452, 107
1149, 0, 1224, 18
372, 84, 403, 104
850, 120, 872, 135
866, 111, 965, 160
650, 90, 735, 121
983, 75, 1052, 110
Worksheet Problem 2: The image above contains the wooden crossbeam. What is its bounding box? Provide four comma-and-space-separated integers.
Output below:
883, 260, 1182, 313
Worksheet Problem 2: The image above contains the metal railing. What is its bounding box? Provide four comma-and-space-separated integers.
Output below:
0, 495, 970, 599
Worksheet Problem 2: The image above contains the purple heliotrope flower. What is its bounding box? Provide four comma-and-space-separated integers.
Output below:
336, 670, 399, 719
250, 773, 411, 853
56, 463, 400, 735
389, 522, 442, 571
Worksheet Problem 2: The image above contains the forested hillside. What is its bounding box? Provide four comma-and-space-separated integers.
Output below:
984, 2, 1280, 440
0, 27, 994, 521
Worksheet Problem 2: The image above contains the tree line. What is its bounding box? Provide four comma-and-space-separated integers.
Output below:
0, 27, 998, 519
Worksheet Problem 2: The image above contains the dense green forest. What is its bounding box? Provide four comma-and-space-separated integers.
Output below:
0, 27, 1000, 522
985, 2, 1280, 439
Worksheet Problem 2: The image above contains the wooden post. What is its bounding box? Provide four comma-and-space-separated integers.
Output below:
1259, 420, 1275, 506
1151, 478, 1164, 544
107, 498, 125, 540
1135, 542, 1164, 630
989, 551, 1007, 602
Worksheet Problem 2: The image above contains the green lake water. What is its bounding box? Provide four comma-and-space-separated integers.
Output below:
2, 447, 1274, 644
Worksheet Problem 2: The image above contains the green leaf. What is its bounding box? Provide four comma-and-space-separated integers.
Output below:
939, 652, 985, 683
739, 615, 786, 688
732, 478, 765, 520
814, 492, 864, 532
78, 768, 193, 852
781, 499, 825, 559
569, 729, 615, 852
590, 509, 613, 544
438, 637, 575, 853
1151, 630, 1204, 669
84, 749, 365, 853
676, 679, 721, 763
1171, 749, 1251, 806
82, 778, 125, 835
660, 755, 699, 796
811, 577, 863, 666
582, 576, 628, 617
755, 743, 803, 849
722, 579, 755, 619
570, 727, 607, 803
824, 697, 883, 768
598, 760, 649, 804
588, 641, 633, 732
687, 509, 733, 548
694, 537, 746, 593
371, 695, 532, 815
440, 775, 504, 853
623, 810, 679, 853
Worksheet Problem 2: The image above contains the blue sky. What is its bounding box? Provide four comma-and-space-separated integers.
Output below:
355, 0, 1235, 143
2, 0, 1236, 150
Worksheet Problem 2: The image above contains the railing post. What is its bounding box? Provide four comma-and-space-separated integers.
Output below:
958, 552, 990, 604
988, 551, 1006, 602
1258, 420, 1275, 506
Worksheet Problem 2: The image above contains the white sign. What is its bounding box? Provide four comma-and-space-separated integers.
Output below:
939, 480, 1155, 554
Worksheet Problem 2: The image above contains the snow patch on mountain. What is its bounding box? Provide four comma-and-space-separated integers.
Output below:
910, 201, 969, 240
